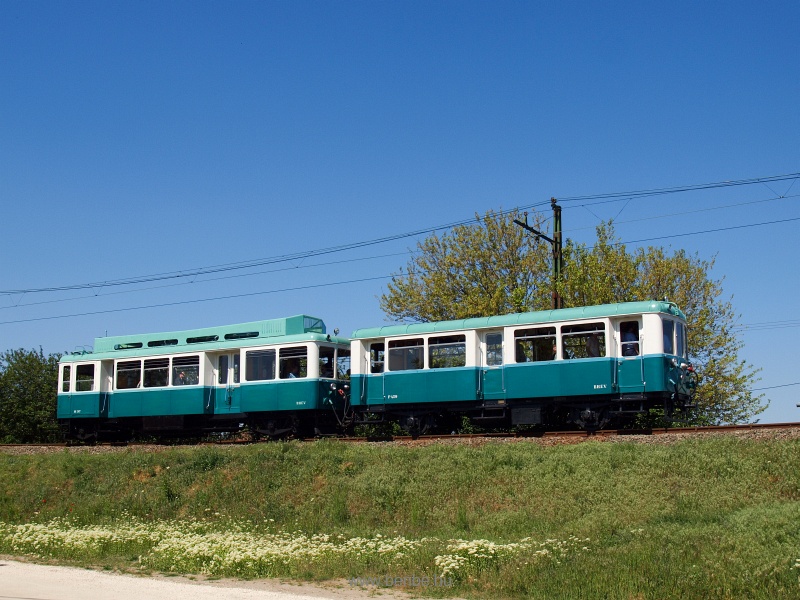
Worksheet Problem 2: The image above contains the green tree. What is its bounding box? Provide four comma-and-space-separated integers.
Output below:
0, 348, 62, 442
381, 210, 765, 424
380, 210, 552, 322
562, 223, 763, 424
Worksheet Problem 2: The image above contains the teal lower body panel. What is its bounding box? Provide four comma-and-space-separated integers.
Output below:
281, 380, 321, 411
506, 356, 686, 401
240, 379, 325, 413
618, 355, 687, 396
426, 368, 479, 402
647, 355, 693, 397
57, 393, 105, 419
109, 388, 209, 418
351, 374, 384, 407
505, 359, 616, 400
369, 368, 479, 407
355, 357, 682, 409
171, 387, 211, 415
383, 371, 427, 404
240, 382, 278, 412
109, 391, 142, 418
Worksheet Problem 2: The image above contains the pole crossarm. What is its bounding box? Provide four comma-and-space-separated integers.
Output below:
512, 218, 555, 245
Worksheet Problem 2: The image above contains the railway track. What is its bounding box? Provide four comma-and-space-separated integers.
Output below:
2, 422, 800, 452
349, 421, 800, 443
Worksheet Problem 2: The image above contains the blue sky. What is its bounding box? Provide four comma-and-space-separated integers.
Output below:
1, 1, 798, 423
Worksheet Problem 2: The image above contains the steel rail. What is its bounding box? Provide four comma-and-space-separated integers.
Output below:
3, 422, 800, 450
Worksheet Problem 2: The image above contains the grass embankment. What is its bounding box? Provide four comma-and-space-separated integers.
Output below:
1, 436, 799, 599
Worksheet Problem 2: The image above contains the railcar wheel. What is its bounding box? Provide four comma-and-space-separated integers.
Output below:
573, 407, 610, 432
400, 415, 435, 439
251, 418, 294, 440
70, 425, 98, 445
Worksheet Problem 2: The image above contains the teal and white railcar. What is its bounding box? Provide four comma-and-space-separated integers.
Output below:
58, 315, 351, 441
350, 301, 695, 431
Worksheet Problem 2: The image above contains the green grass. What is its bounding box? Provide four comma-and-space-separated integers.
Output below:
1, 436, 800, 598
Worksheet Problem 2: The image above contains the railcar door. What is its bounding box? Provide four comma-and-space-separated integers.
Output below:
364, 341, 386, 408
214, 353, 241, 414
480, 331, 506, 403
617, 320, 645, 394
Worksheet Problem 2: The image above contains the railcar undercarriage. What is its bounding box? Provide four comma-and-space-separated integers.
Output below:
61, 390, 695, 442
352, 390, 695, 436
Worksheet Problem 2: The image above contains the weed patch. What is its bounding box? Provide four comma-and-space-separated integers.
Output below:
1, 437, 800, 597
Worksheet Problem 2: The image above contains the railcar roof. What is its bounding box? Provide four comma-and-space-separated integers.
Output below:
351, 301, 686, 339
61, 315, 350, 363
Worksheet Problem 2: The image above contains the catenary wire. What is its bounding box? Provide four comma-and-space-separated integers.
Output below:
594, 216, 800, 248
751, 382, 800, 391
0, 275, 395, 325
0, 251, 415, 312
2, 210, 800, 325
4, 171, 798, 297
563, 192, 799, 233
4, 191, 796, 312
556, 172, 800, 202
0, 203, 551, 296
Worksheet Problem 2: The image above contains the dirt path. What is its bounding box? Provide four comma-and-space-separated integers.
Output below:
0, 558, 421, 600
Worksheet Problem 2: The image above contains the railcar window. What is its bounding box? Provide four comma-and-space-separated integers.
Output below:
676, 322, 686, 359
280, 346, 307, 379
144, 358, 170, 388
304, 317, 325, 333
388, 338, 424, 371
188, 335, 219, 344
75, 364, 94, 392
486, 333, 503, 366
62, 366, 71, 392
370, 343, 385, 373
225, 331, 259, 340
429, 335, 466, 369
337, 348, 351, 379
218, 355, 228, 385
233, 354, 240, 383
663, 320, 675, 354
172, 355, 200, 385
562, 323, 606, 359
620, 321, 640, 356
148, 339, 178, 348
515, 327, 556, 362
246, 349, 275, 381
114, 342, 143, 350
320, 346, 335, 378
116, 360, 141, 389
